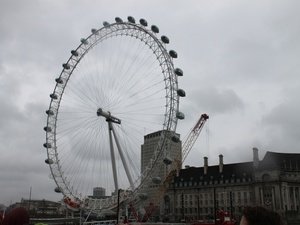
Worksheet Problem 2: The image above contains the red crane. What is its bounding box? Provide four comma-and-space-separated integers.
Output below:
181, 113, 209, 165
129, 114, 209, 222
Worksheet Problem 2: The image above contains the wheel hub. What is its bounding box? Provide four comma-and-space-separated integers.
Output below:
97, 108, 121, 124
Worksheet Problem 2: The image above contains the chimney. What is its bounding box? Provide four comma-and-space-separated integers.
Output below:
204, 157, 208, 175
219, 154, 224, 173
253, 147, 259, 169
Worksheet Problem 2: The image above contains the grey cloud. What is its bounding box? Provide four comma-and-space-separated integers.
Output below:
189, 87, 244, 115
175, 0, 300, 90
1, 0, 300, 205
263, 104, 300, 140
260, 87, 300, 151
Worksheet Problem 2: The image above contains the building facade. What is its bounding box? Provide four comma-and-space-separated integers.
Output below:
141, 130, 182, 177
163, 148, 300, 222
93, 187, 106, 198
10, 199, 65, 218
140, 130, 182, 215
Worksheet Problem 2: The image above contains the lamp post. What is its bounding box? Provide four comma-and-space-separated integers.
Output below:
117, 189, 121, 225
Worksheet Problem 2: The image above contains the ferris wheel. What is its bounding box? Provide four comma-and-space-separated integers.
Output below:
43, 16, 185, 212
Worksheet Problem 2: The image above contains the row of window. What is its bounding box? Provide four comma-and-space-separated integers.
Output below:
173, 206, 243, 215
174, 177, 252, 187
177, 191, 250, 201
175, 191, 251, 207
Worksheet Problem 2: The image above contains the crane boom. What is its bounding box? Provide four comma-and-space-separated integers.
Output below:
133, 113, 209, 222
181, 113, 209, 163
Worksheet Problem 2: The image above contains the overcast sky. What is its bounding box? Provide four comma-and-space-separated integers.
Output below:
0, 0, 300, 206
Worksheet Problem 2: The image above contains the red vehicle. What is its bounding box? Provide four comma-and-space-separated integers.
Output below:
216, 210, 236, 225
192, 210, 236, 225
0, 207, 29, 225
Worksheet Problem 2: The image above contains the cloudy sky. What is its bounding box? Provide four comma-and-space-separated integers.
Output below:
0, 0, 300, 206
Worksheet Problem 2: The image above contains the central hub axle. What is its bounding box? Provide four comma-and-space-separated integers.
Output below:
97, 108, 121, 124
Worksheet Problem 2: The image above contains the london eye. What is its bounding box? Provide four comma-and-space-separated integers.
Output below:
43, 16, 185, 213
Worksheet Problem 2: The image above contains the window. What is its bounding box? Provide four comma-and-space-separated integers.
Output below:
243, 192, 248, 204
262, 173, 271, 182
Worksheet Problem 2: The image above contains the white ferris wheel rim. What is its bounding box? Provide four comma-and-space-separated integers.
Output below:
44, 17, 183, 210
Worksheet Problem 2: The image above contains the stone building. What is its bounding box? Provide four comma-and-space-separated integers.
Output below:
10, 199, 64, 218
163, 148, 300, 222
140, 130, 182, 203
141, 130, 182, 178
93, 187, 106, 198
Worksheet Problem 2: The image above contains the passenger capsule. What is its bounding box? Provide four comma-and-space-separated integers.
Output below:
55, 78, 63, 84
176, 111, 185, 120
115, 17, 123, 23
152, 177, 162, 184
103, 21, 110, 27
161, 35, 169, 44
127, 16, 135, 24
43, 143, 52, 148
44, 126, 52, 132
71, 50, 79, 57
171, 135, 180, 143
177, 89, 186, 97
50, 93, 58, 100
151, 25, 159, 33
80, 38, 88, 45
174, 68, 183, 76
91, 28, 98, 35
163, 157, 172, 165
46, 109, 54, 116
169, 50, 178, 58
139, 18, 148, 26
54, 187, 62, 193
62, 63, 70, 70
63, 63, 70, 70
45, 158, 54, 164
